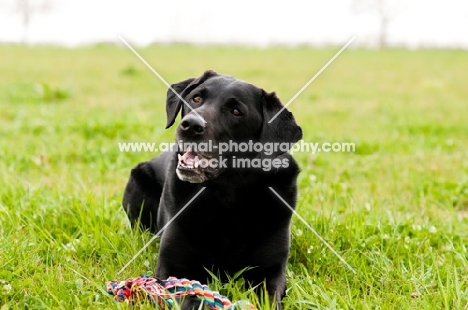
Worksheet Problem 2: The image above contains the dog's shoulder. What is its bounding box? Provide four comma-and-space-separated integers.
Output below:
270, 153, 301, 180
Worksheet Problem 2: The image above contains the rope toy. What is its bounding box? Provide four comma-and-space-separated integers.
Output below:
106, 275, 257, 309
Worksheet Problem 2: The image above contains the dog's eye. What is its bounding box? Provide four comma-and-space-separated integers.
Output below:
231, 108, 242, 116
192, 96, 201, 103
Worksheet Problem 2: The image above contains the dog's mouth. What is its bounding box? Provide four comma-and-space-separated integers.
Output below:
177, 147, 204, 171
176, 146, 217, 183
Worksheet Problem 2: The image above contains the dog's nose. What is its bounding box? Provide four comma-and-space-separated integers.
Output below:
180, 114, 205, 135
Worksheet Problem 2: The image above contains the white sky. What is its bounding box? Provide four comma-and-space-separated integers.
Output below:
0, 0, 467, 48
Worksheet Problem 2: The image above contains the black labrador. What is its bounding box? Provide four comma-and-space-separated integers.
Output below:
122, 70, 302, 309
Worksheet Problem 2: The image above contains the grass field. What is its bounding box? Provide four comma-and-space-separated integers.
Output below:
0, 43, 467, 309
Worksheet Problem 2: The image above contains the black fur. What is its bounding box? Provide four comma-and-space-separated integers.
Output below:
122, 70, 302, 309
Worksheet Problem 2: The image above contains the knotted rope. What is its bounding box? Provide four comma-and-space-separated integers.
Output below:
106, 275, 256, 309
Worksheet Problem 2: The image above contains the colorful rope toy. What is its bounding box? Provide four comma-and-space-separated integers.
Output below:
106, 275, 257, 309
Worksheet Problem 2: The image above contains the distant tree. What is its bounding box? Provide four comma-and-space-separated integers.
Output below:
6, 0, 53, 43
351, 0, 400, 48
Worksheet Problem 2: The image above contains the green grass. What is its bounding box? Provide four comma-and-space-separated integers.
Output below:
1, 43, 468, 309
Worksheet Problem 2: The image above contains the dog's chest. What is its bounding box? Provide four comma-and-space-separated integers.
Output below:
176, 183, 286, 260
202, 205, 272, 253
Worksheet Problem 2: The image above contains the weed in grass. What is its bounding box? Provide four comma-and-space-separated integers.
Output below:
6, 82, 72, 103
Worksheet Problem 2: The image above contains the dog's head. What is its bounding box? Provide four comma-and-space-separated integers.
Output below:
165, 70, 302, 183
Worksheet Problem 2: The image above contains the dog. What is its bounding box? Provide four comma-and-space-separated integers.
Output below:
122, 70, 302, 309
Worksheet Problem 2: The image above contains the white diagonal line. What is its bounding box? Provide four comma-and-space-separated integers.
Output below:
117, 35, 206, 124
268, 36, 356, 123
117, 187, 206, 275
268, 187, 357, 275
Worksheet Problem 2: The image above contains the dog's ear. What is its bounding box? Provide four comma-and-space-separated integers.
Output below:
260, 90, 302, 155
165, 70, 218, 129
165, 78, 195, 129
